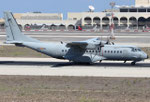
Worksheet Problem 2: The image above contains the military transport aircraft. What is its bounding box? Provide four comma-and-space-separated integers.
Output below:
4, 11, 149, 65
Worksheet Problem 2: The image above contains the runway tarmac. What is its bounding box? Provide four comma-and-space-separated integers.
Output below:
0, 32, 150, 47
0, 57, 150, 78
0, 31, 150, 47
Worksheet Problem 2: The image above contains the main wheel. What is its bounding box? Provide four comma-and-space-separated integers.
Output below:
131, 62, 136, 66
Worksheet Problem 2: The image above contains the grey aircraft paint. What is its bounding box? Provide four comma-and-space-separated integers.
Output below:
3, 11, 149, 65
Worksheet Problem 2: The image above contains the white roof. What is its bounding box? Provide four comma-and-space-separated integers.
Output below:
116, 5, 150, 8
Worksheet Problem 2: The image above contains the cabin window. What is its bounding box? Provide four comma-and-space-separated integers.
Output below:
120, 51, 122, 53
89, 50, 91, 53
111, 51, 113, 53
108, 51, 110, 53
65, 50, 67, 52
114, 51, 116, 53
62, 50, 64, 52
105, 51, 107, 53
117, 51, 119, 53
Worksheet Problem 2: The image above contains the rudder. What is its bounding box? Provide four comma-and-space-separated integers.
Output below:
4, 11, 39, 42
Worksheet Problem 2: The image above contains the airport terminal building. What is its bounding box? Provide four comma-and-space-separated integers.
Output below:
1, 0, 150, 30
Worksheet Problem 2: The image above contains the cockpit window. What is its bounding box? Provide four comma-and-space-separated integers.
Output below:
131, 48, 135, 52
131, 48, 137, 52
137, 48, 141, 51
135, 49, 137, 52
131, 48, 141, 52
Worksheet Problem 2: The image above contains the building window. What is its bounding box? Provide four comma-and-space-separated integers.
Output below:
138, 9, 146, 12
73, 18, 77, 20
148, 9, 150, 12
129, 9, 137, 12
120, 9, 128, 12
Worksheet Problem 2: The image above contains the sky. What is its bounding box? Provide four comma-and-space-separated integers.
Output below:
0, 0, 134, 19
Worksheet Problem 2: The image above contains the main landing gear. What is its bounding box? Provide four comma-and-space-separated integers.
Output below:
124, 60, 136, 65
131, 62, 136, 66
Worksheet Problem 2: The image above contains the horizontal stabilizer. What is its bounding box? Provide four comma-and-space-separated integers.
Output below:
4, 41, 23, 44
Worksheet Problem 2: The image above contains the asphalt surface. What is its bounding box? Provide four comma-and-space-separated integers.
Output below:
0, 57, 150, 77
0, 31, 150, 47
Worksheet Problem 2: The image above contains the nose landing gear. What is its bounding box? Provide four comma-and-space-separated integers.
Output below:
99, 60, 102, 63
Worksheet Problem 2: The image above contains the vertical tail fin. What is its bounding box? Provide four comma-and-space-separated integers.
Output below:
4, 11, 39, 42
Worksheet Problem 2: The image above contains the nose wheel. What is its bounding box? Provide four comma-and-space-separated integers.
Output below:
131, 62, 136, 65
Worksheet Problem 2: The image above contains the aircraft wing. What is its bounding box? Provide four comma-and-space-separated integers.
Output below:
66, 42, 88, 49
66, 38, 101, 49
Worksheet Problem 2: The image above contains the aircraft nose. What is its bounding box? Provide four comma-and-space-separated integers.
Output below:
141, 52, 149, 59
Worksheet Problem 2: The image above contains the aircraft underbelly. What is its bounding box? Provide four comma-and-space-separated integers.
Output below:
65, 54, 105, 63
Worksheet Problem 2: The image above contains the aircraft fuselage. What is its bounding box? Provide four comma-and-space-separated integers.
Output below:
21, 42, 148, 63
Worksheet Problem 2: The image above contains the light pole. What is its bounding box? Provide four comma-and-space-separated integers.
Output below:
110, 2, 116, 39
